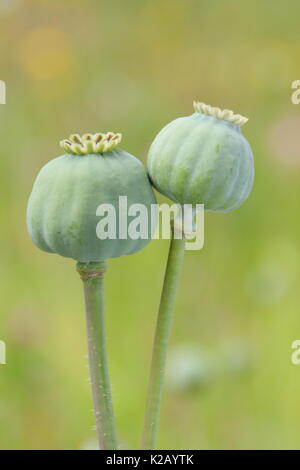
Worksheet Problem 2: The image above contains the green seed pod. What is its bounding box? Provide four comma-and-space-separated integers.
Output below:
147, 102, 254, 212
27, 132, 156, 262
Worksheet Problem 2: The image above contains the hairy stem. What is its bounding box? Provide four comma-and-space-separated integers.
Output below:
77, 261, 118, 450
142, 227, 185, 449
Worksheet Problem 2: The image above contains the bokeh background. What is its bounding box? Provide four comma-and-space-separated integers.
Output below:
1, 0, 300, 450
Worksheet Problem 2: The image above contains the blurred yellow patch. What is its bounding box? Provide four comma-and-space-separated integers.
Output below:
18, 28, 73, 80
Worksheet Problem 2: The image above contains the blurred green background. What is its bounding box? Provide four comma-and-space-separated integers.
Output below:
1, 0, 300, 450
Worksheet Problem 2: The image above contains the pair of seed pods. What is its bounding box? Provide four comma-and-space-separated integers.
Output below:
27, 101, 254, 260
26, 101, 254, 449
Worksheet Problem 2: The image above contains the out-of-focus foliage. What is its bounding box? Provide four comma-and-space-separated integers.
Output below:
1, 0, 300, 450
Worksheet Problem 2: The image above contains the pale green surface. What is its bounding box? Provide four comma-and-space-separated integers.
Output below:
0, 0, 300, 450
27, 150, 156, 261
147, 114, 254, 211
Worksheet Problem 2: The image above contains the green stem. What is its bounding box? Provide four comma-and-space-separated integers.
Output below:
77, 261, 118, 450
142, 225, 186, 449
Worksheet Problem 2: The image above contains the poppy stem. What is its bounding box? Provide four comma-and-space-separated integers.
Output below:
142, 224, 185, 449
77, 261, 118, 450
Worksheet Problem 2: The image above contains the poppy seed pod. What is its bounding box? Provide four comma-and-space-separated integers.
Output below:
27, 132, 156, 262
147, 102, 254, 212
